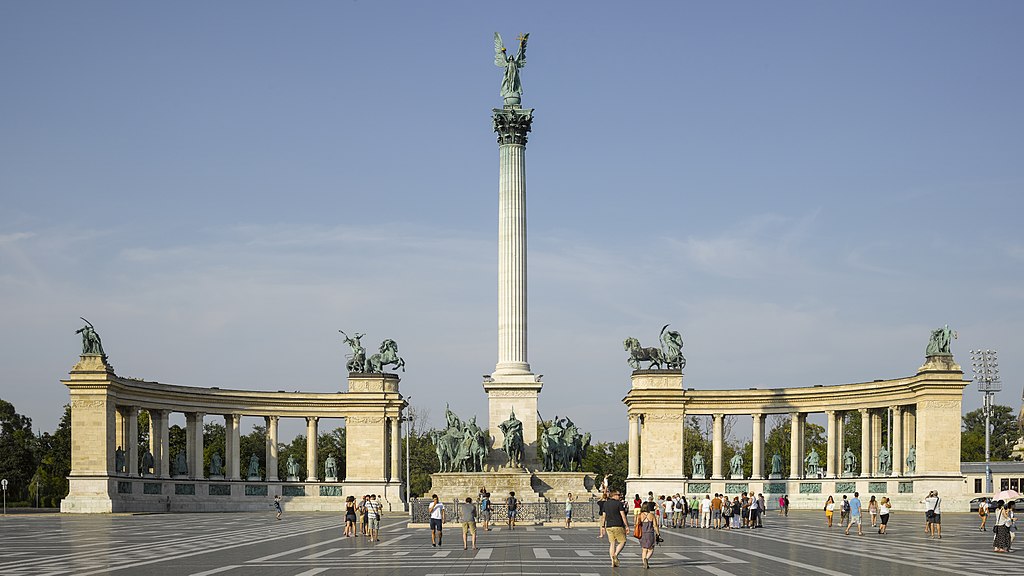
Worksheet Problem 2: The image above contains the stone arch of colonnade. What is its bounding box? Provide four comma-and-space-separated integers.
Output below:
623, 354, 972, 510
60, 354, 406, 513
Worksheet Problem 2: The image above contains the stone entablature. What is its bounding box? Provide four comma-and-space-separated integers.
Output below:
624, 355, 971, 510
61, 354, 406, 514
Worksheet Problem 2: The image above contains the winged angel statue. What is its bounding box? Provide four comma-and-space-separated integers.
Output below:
494, 32, 529, 106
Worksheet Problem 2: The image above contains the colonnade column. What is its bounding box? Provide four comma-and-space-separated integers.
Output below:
265, 416, 279, 482
150, 409, 169, 478
870, 412, 883, 476
859, 408, 872, 477
389, 417, 401, 482
825, 410, 837, 478
789, 412, 802, 478
904, 406, 916, 463
711, 413, 724, 480
187, 412, 205, 479
125, 406, 139, 477
891, 407, 903, 477
836, 413, 845, 473
224, 413, 240, 480
306, 417, 319, 482
751, 413, 765, 479
115, 408, 126, 470
628, 414, 640, 478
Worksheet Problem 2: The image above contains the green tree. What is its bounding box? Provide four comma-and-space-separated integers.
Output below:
962, 405, 1019, 462
405, 430, 439, 497
581, 441, 628, 493
137, 410, 151, 468
0, 398, 39, 502
31, 405, 71, 507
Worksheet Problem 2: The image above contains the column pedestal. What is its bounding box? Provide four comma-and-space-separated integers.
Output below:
483, 375, 542, 470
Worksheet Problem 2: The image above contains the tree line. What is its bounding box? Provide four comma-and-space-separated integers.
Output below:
0, 397, 1019, 507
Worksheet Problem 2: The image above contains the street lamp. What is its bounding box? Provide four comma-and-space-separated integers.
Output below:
404, 396, 412, 512
971, 349, 1001, 493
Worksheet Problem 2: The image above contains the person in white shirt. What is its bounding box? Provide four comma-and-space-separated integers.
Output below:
428, 494, 446, 547
700, 495, 712, 529
979, 498, 991, 531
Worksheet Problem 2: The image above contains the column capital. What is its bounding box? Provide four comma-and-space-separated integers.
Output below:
892, 405, 903, 415
712, 413, 725, 420
306, 416, 320, 424
628, 413, 641, 423
825, 409, 835, 417
859, 407, 870, 416
492, 107, 534, 145
265, 415, 280, 424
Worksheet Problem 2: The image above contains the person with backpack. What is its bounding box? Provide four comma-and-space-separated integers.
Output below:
481, 491, 492, 531
506, 491, 519, 530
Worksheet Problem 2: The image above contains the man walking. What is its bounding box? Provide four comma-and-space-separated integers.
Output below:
602, 491, 629, 567
844, 491, 863, 536
429, 494, 445, 547
506, 491, 519, 530
460, 496, 478, 550
366, 494, 382, 541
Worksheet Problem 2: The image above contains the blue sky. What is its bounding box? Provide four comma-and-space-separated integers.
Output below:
2, 2, 1022, 443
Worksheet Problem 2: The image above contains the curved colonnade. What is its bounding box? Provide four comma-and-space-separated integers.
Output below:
624, 354, 970, 510
60, 354, 405, 513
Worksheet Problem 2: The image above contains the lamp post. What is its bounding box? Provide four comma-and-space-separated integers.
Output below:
404, 396, 412, 512
971, 349, 1001, 494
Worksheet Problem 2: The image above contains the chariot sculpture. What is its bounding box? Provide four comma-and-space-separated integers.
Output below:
624, 324, 686, 370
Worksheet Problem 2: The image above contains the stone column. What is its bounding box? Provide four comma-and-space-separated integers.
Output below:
152, 410, 169, 479
306, 416, 319, 482
904, 406, 916, 462
265, 416, 279, 482
825, 410, 837, 479
859, 408, 871, 477
628, 414, 640, 478
389, 417, 401, 482
187, 412, 205, 479
751, 413, 765, 479
125, 406, 139, 477
789, 412, 802, 478
836, 413, 845, 473
870, 411, 883, 476
226, 413, 241, 480
711, 413, 724, 480
891, 406, 903, 477
492, 105, 534, 377
115, 407, 126, 469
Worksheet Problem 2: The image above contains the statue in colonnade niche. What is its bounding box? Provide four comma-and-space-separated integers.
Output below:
141, 449, 154, 476
804, 449, 820, 476
729, 453, 743, 477
209, 452, 223, 476
115, 446, 125, 474
843, 448, 856, 475
878, 446, 892, 475
906, 445, 917, 473
286, 455, 300, 478
324, 454, 338, 479
770, 453, 783, 476
247, 454, 261, 479
691, 452, 706, 478
174, 451, 188, 476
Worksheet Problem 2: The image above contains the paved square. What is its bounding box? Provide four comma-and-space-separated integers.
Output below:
0, 511, 1019, 575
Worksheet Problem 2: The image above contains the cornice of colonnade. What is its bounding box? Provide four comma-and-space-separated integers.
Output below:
62, 355, 406, 418
623, 357, 970, 416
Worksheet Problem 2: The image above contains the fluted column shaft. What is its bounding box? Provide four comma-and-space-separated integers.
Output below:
628, 415, 640, 478
752, 413, 765, 479
891, 407, 904, 477
266, 416, 279, 481
226, 413, 241, 480
871, 412, 883, 476
187, 412, 205, 479
789, 412, 802, 478
859, 409, 872, 477
496, 141, 530, 375
711, 414, 724, 479
306, 417, 319, 481
389, 417, 401, 482
125, 407, 138, 476
825, 410, 837, 478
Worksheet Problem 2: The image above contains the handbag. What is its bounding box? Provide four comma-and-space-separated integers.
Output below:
634, 522, 643, 539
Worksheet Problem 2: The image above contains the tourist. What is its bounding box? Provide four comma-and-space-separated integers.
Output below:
689, 495, 700, 527
461, 496, 478, 550
344, 495, 357, 537
844, 491, 863, 536
993, 501, 1015, 552
867, 495, 879, 527
979, 497, 990, 531
506, 491, 519, 530
597, 492, 607, 539
783, 495, 790, 517
565, 492, 577, 529
360, 495, 369, 536
636, 501, 661, 569
429, 494, 445, 547
660, 495, 671, 528
756, 494, 766, 527
366, 494, 382, 541
740, 492, 750, 528
732, 497, 742, 528
673, 494, 684, 528
721, 495, 733, 529
878, 497, 891, 534
633, 494, 643, 519
778, 495, 786, 516
921, 490, 941, 539
824, 495, 835, 527
700, 494, 712, 528
748, 493, 760, 529
273, 494, 283, 520
481, 491, 492, 531
839, 495, 850, 527
711, 493, 722, 529
603, 491, 629, 567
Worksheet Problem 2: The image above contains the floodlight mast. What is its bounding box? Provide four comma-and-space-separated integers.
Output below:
971, 349, 1001, 493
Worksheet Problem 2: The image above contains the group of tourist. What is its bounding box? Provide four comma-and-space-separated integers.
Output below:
977, 495, 1017, 552
425, 487, 521, 550
824, 493, 889, 534
342, 494, 384, 540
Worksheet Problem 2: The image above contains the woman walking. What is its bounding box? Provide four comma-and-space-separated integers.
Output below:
878, 497, 891, 534
824, 495, 835, 527
993, 501, 1014, 552
344, 496, 358, 536
635, 501, 661, 569
979, 498, 990, 531
868, 496, 879, 528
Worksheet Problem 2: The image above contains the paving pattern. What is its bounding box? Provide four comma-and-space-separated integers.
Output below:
0, 511, 1021, 575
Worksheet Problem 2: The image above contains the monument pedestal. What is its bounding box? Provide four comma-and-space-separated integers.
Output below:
426, 469, 597, 503
483, 374, 543, 469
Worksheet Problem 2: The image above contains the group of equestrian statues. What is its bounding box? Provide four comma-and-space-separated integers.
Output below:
431, 406, 493, 472
540, 416, 591, 473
